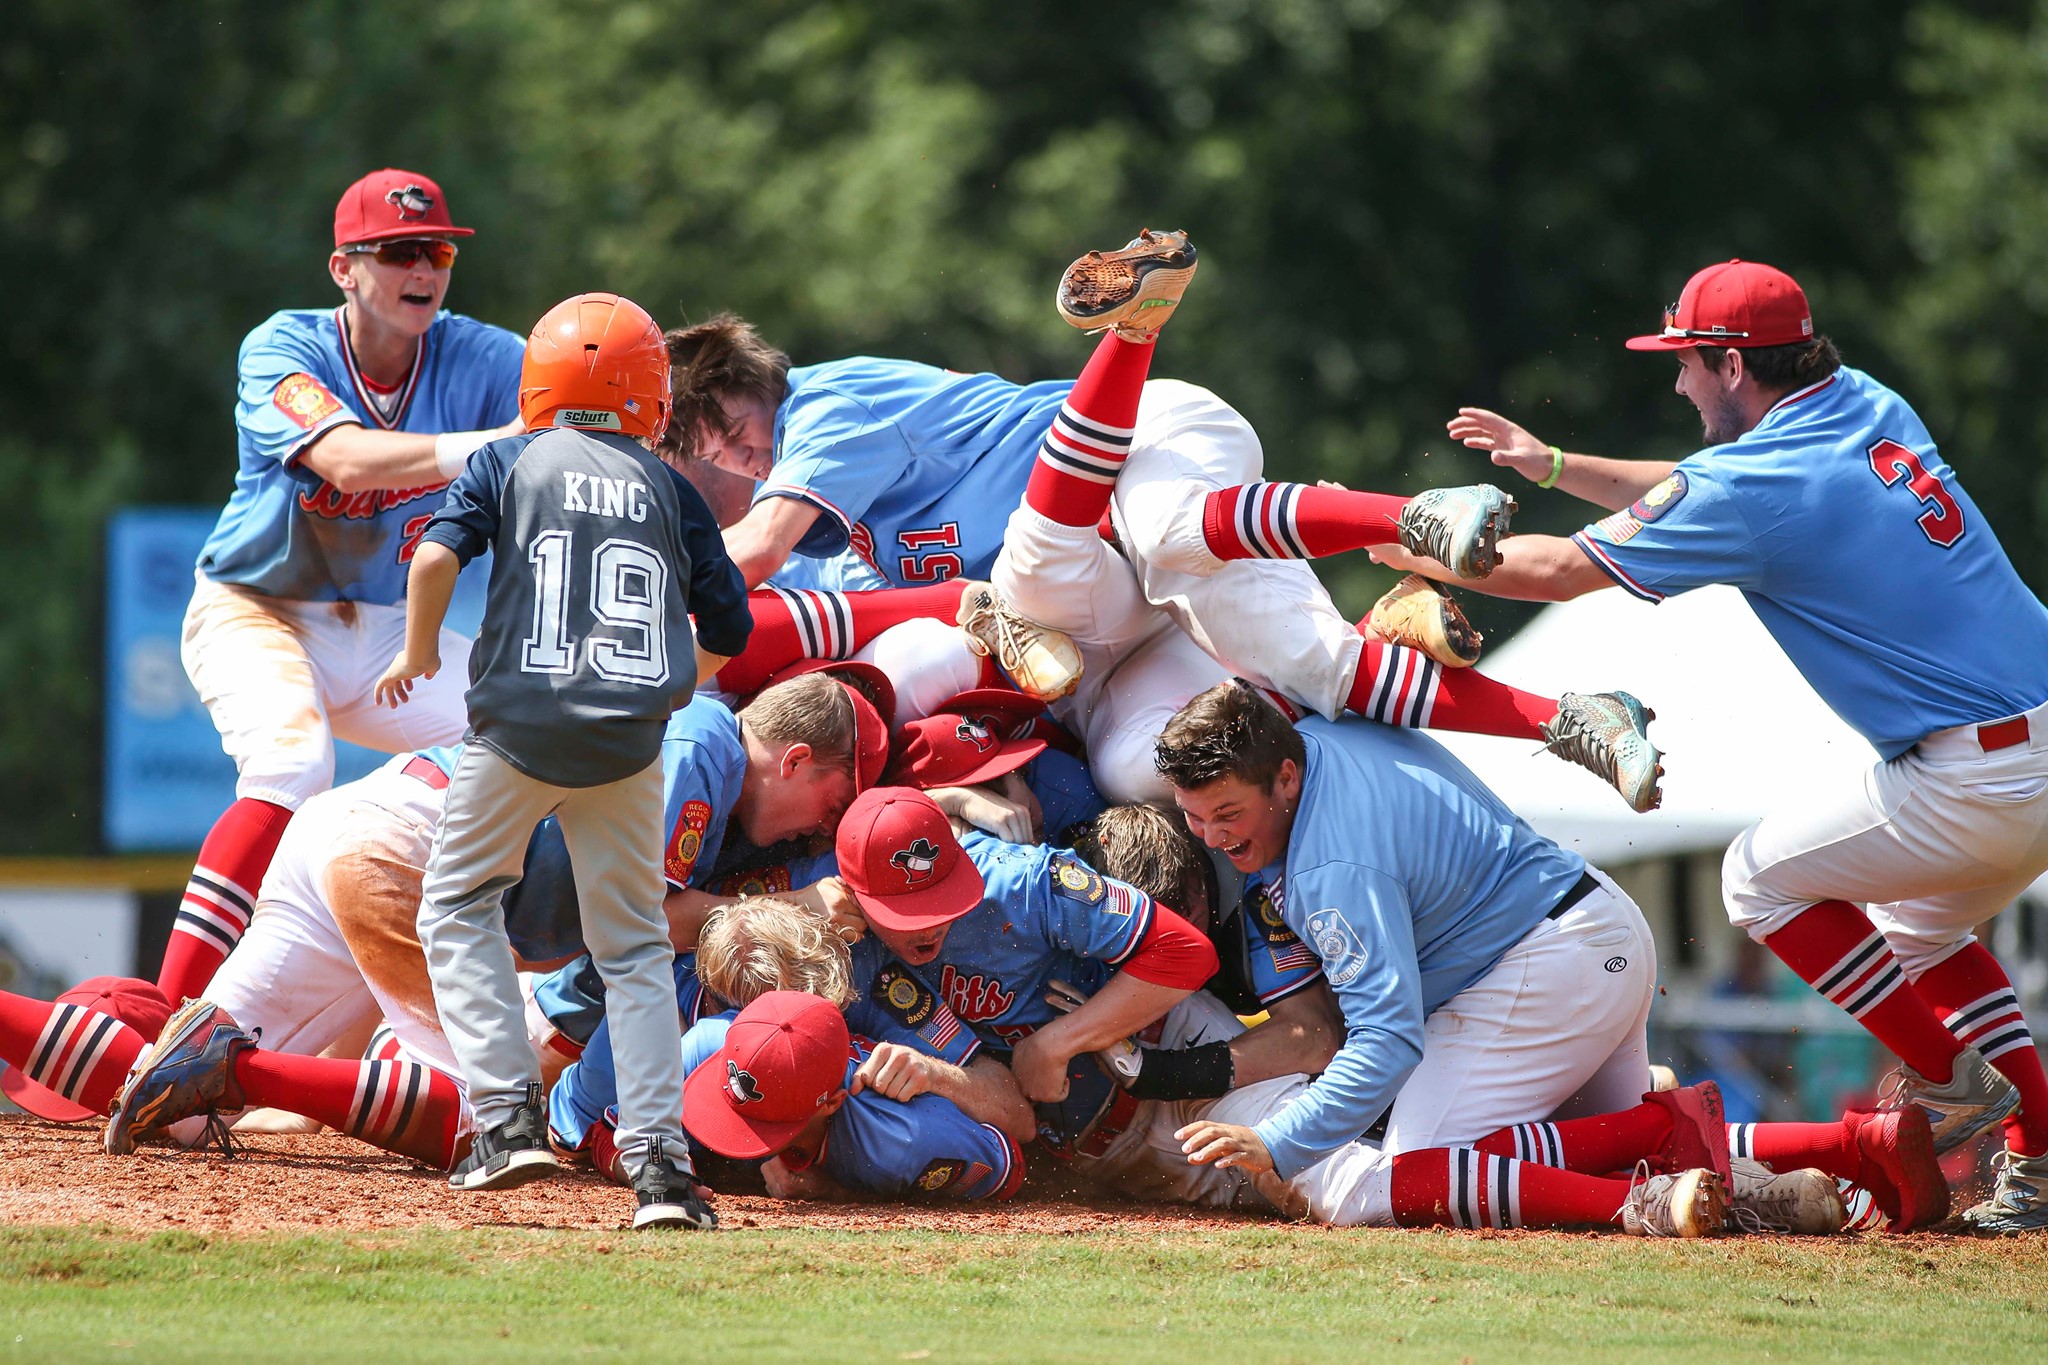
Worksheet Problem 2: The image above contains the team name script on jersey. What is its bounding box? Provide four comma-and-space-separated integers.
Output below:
938, 964, 1014, 1022
561, 471, 652, 523
297, 480, 450, 520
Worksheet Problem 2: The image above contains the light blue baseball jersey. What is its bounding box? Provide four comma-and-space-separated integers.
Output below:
756, 358, 1070, 584
1224, 876, 1324, 1010
198, 307, 523, 602
660, 697, 750, 890
1251, 719, 1587, 1179
1573, 366, 2048, 758
676, 1016, 1024, 1200
765, 547, 892, 595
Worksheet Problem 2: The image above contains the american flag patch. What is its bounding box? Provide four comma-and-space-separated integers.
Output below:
1102, 882, 1137, 919
921, 1010, 961, 1050
1270, 941, 1318, 974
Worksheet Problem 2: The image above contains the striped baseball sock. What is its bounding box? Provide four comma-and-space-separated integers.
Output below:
1024, 332, 1154, 527
1473, 1102, 1673, 1175
1726, 1119, 1861, 1182
157, 797, 294, 1004
1910, 943, 2048, 1156
1343, 638, 1553, 738
1762, 901, 1964, 1082
0, 990, 146, 1116
1201, 483, 1408, 561
1388, 1148, 1630, 1229
710, 582, 974, 697
233, 1048, 463, 1170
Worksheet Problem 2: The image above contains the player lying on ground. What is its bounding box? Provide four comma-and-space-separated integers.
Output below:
661, 233, 1663, 811
1371, 259, 2048, 1233
163, 167, 527, 1005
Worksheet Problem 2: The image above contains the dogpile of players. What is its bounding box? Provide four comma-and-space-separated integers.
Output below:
7, 166, 2047, 1237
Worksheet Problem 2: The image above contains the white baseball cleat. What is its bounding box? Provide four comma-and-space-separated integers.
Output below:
1727, 1157, 1847, 1235
1621, 1162, 1727, 1238
956, 581, 1083, 703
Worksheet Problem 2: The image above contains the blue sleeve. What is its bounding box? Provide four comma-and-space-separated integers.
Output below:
1030, 751, 1107, 845
667, 465, 752, 658
755, 388, 915, 557
1253, 861, 1425, 1179
236, 324, 362, 469
1028, 846, 1154, 967
661, 736, 730, 891
420, 435, 517, 564
827, 1090, 1025, 1201
846, 964, 981, 1065
1241, 879, 1324, 1006
529, 954, 608, 1048
545, 1016, 619, 1153
1571, 463, 1765, 603
464, 323, 527, 427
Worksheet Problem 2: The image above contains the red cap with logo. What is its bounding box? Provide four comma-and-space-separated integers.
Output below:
886, 711, 1047, 790
755, 659, 894, 792
333, 169, 475, 248
1625, 260, 1813, 352
0, 976, 173, 1122
682, 991, 851, 1159
834, 786, 986, 932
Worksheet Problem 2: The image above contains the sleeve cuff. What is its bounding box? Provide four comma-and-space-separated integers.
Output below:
1255, 1121, 1317, 1181
693, 609, 754, 661
419, 521, 484, 565
1570, 531, 1664, 603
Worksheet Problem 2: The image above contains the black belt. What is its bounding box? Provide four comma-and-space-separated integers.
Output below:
1546, 872, 1600, 921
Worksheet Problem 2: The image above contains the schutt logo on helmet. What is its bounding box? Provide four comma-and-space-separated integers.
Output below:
890, 838, 940, 886
383, 184, 435, 220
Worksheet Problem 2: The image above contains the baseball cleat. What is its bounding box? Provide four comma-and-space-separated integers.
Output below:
1620, 1163, 1727, 1238
1838, 1179, 1891, 1233
1645, 1080, 1730, 1183
1961, 1146, 2048, 1234
1850, 1106, 1949, 1231
449, 1082, 562, 1192
1396, 484, 1516, 579
1541, 691, 1664, 813
1879, 1046, 2021, 1155
1366, 574, 1483, 668
631, 1137, 719, 1231
1057, 229, 1198, 341
1727, 1157, 1847, 1235
103, 999, 256, 1157
956, 581, 1083, 702
1648, 1065, 1681, 1092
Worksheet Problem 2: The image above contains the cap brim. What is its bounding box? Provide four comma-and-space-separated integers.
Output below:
901, 736, 1047, 790
1, 1064, 95, 1123
340, 225, 476, 245
934, 688, 1046, 729
682, 1064, 814, 1160
853, 856, 986, 933
1623, 332, 1704, 351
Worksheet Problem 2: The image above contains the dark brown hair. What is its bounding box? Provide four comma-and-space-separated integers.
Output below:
1696, 335, 1842, 391
659, 312, 791, 461
1154, 681, 1305, 792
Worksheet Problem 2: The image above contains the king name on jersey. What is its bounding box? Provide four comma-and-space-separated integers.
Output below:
561, 470, 652, 523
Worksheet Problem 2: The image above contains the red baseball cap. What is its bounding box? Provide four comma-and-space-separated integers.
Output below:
1625, 260, 1813, 352
932, 687, 1045, 739
834, 786, 986, 932
886, 711, 1047, 790
682, 991, 850, 1159
756, 659, 894, 792
0, 976, 172, 1123
333, 169, 475, 248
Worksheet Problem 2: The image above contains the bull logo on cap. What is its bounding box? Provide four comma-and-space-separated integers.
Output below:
384, 184, 434, 220
955, 718, 995, 754
724, 1060, 763, 1105
890, 837, 940, 886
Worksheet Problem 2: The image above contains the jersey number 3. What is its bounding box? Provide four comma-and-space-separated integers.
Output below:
522, 530, 671, 687
1867, 439, 1965, 549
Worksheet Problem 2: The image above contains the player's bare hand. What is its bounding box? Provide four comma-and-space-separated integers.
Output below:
1006, 1030, 1071, 1104
1176, 1119, 1275, 1174
815, 876, 866, 943
373, 649, 439, 708
928, 779, 1040, 845
762, 1155, 841, 1201
1447, 408, 1552, 483
851, 1041, 939, 1102
1365, 543, 1452, 578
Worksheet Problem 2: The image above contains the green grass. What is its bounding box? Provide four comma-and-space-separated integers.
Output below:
1, 1226, 2044, 1363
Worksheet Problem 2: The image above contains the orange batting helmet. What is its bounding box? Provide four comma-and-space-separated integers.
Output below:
520, 293, 671, 441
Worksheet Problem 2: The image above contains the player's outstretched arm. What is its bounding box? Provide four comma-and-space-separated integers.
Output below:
1229, 983, 1344, 1087
1009, 972, 1193, 1104
374, 542, 458, 707
1448, 408, 1675, 511
301, 418, 523, 494
851, 1045, 1036, 1142
723, 496, 824, 590
1368, 533, 1611, 602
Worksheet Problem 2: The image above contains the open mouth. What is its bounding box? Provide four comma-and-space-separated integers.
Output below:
1222, 839, 1254, 864
399, 290, 435, 307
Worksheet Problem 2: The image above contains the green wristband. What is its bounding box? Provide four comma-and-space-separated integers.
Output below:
1538, 445, 1565, 489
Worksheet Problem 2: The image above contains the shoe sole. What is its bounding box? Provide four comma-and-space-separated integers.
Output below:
1058, 234, 1197, 329
1674, 1169, 1729, 1238
1867, 1108, 1949, 1232
103, 1000, 221, 1156
449, 1147, 562, 1192
633, 1202, 719, 1231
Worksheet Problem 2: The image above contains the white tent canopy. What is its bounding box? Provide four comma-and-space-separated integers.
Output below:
1430, 584, 1878, 867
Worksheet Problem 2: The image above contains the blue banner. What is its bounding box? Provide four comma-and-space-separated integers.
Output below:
101, 509, 487, 851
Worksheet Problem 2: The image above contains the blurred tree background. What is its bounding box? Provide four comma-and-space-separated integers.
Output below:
3, 0, 2045, 853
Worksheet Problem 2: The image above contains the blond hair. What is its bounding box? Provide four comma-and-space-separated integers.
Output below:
696, 896, 853, 1009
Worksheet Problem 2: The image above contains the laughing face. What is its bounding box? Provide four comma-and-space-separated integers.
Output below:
1171, 763, 1302, 875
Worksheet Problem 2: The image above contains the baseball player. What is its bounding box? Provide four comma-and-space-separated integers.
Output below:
1372, 260, 2048, 1232
374, 292, 749, 1230
166, 169, 527, 1006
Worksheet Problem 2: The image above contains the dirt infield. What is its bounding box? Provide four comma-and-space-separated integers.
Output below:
0, 1115, 1269, 1236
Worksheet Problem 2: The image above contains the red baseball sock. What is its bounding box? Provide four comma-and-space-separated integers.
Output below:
158, 797, 295, 1003
1344, 638, 1553, 738
1473, 1102, 1674, 1175
1762, 902, 1963, 1082
0, 990, 146, 1116
1388, 1148, 1630, 1229
711, 582, 973, 696
1911, 943, 2048, 1156
1024, 332, 1154, 527
1727, 1119, 1860, 1183
1201, 483, 1408, 561
235, 1049, 462, 1169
